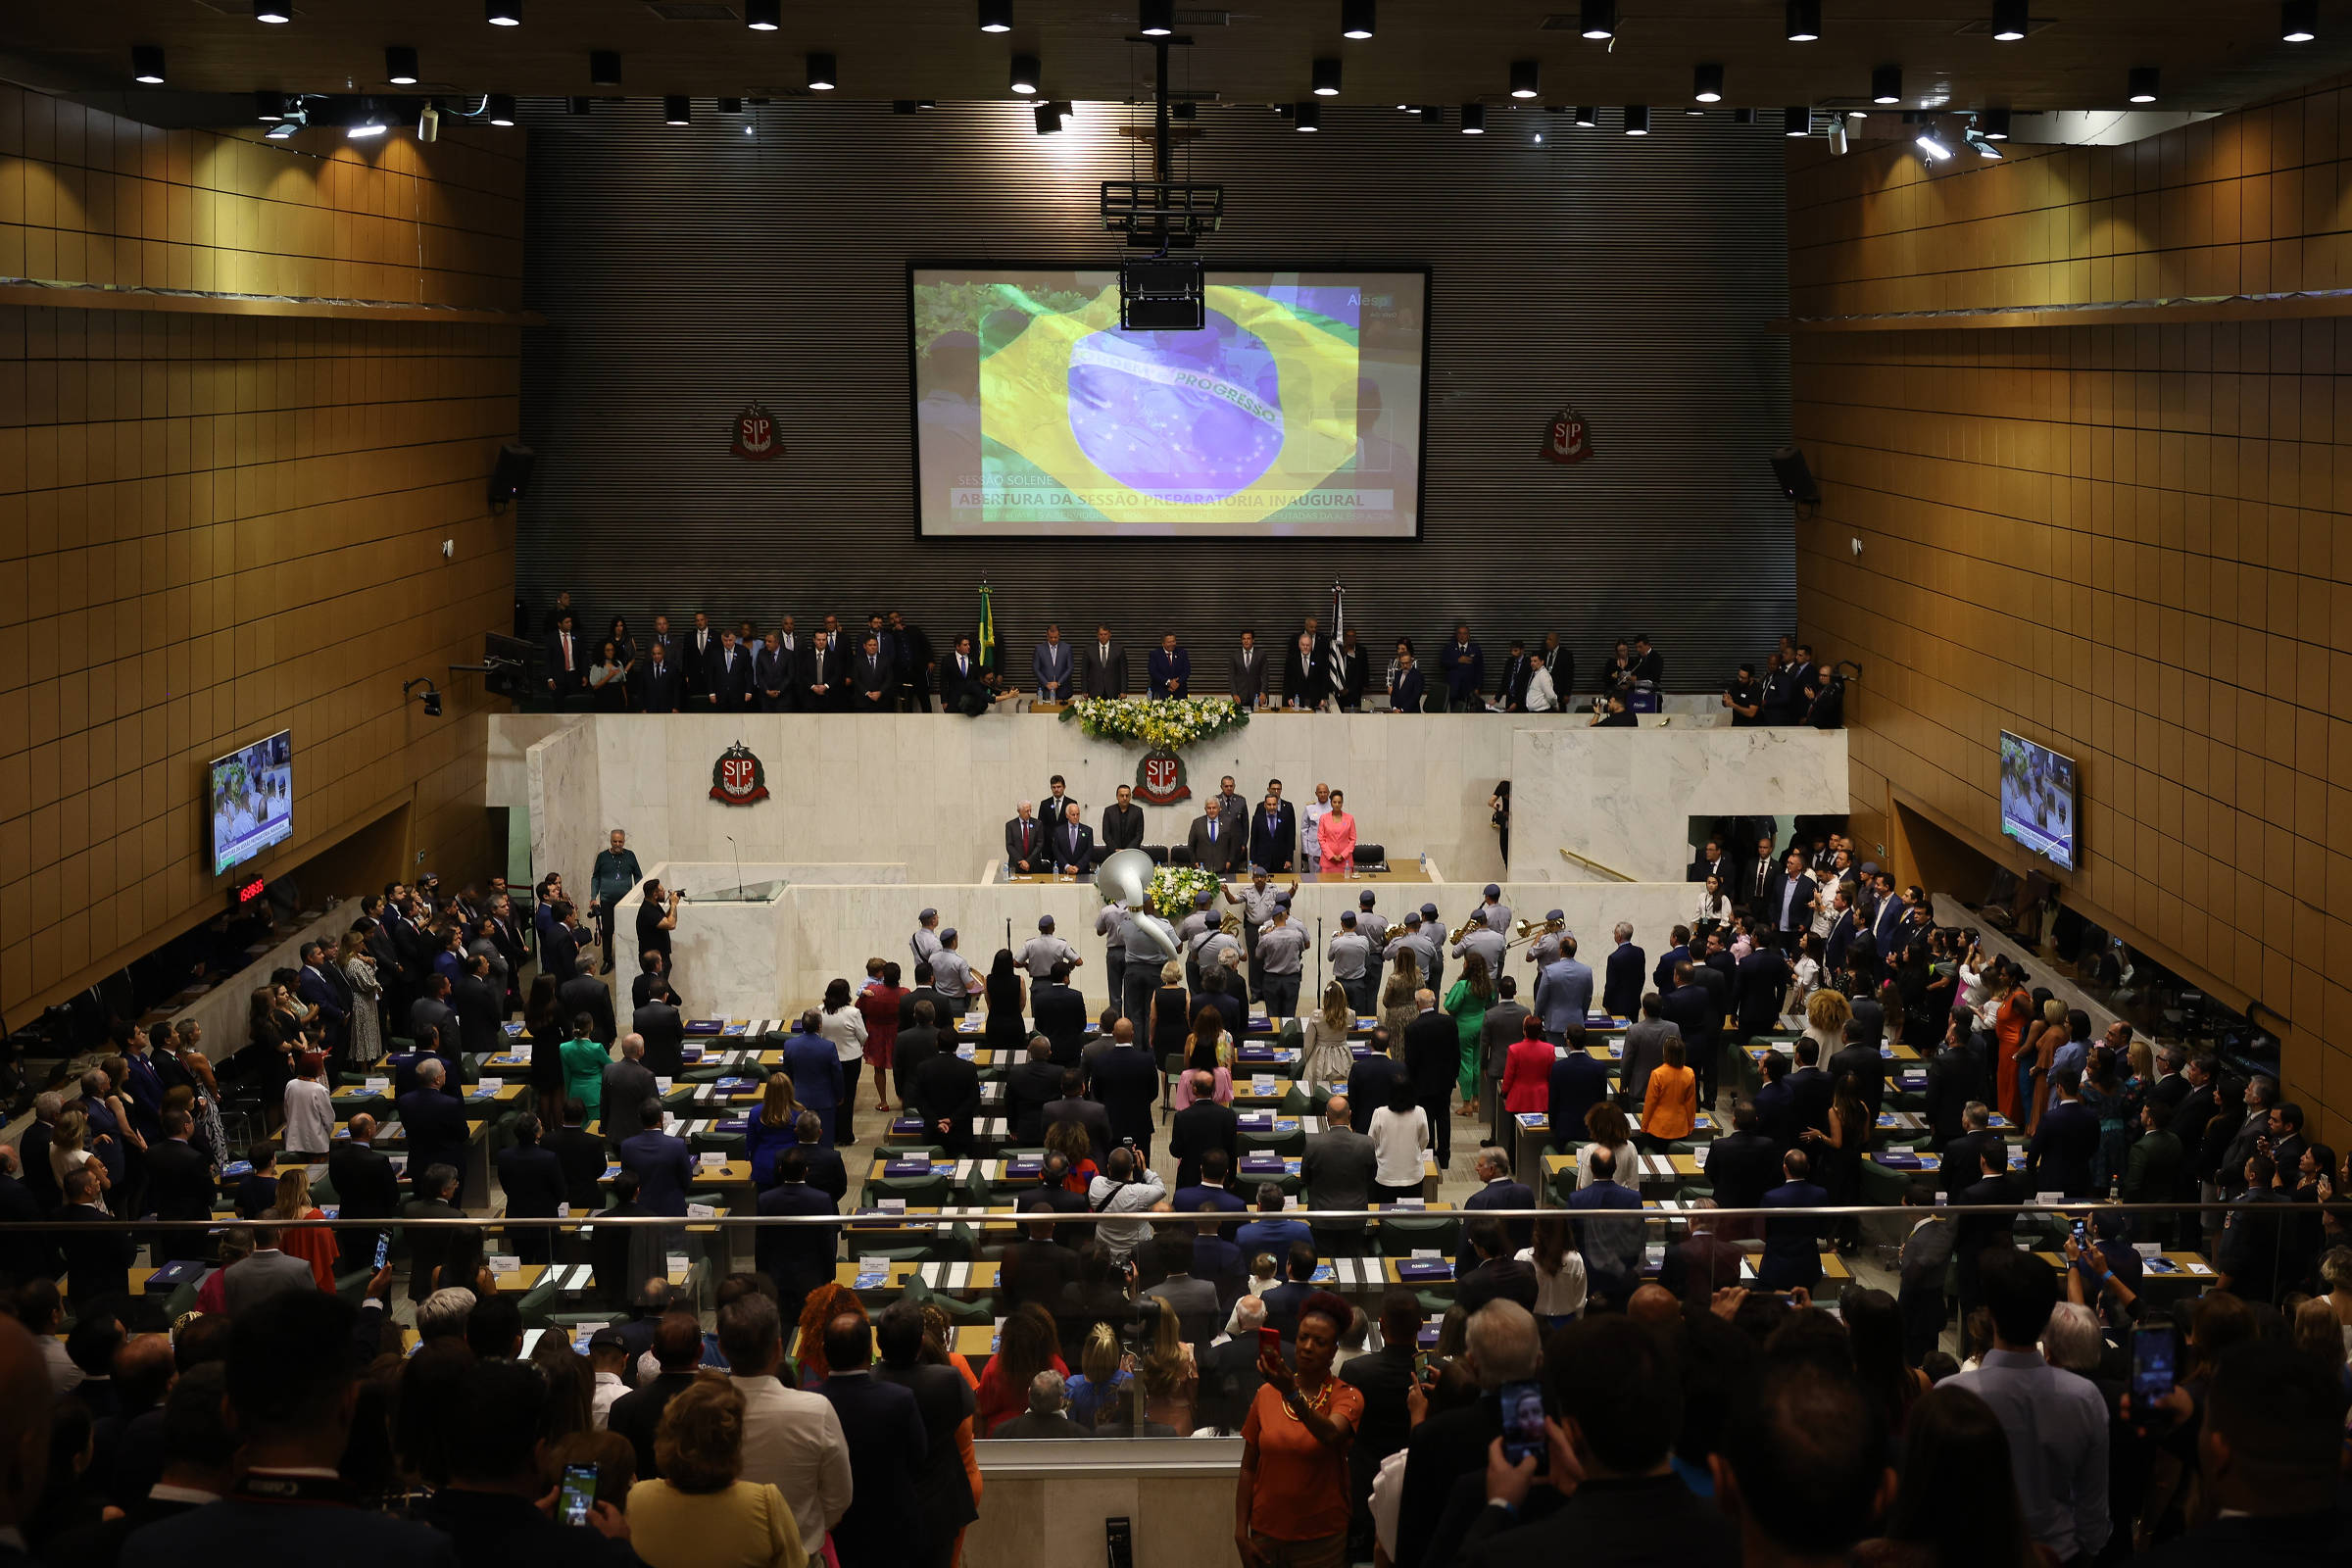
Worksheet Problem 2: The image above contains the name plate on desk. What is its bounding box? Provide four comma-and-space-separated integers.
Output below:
1395, 1258, 1453, 1281
489, 1255, 520, 1274
884, 1161, 935, 1178
1004, 1159, 1043, 1178
685, 1019, 724, 1036
891, 1117, 926, 1136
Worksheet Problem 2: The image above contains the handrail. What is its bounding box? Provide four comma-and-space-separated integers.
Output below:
1557, 845, 1636, 882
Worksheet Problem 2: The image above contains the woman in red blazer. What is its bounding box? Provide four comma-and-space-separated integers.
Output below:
1499, 1016, 1556, 1115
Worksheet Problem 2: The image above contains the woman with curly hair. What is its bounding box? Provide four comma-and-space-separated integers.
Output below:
1233, 1290, 1362, 1568
786, 1284, 866, 1390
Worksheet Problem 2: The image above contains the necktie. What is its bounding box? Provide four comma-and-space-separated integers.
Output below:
1209, 821, 1217, 842
563, 634, 572, 670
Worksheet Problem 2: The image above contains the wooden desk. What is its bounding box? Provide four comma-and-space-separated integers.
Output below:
1541, 1152, 1701, 1194
488, 1258, 693, 1297
834, 1258, 1002, 1297
2032, 1250, 2217, 1285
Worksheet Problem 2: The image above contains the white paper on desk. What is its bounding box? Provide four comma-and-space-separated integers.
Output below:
880, 1198, 906, 1213
1419, 1149, 1436, 1163
2133, 1242, 2160, 1255
1411, 1248, 1439, 1259
665, 1253, 689, 1273
2035, 1191, 2064, 1205
656, 1077, 673, 1093
364, 1077, 389, 1092
556, 1203, 569, 1219
686, 1202, 717, 1219
1395, 1198, 1426, 1210
489, 1255, 520, 1274
698, 1152, 724, 1167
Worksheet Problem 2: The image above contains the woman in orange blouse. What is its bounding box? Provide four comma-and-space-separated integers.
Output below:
1498, 1017, 1554, 1116
1235, 1290, 1363, 1568
1639, 1036, 1698, 1151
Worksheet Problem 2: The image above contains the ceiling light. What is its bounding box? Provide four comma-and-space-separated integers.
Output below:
1966, 126, 2003, 159
486, 0, 520, 24
255, 0, 291, 22
348, 108, 387, 139
590, 50, 621, 85
1314, 58, 1342, 95
1623, 104, 1649, 134
1990, 0, 2028, 41
808, 53, 837, 90
1580, 0, 1615, 40
487, 93, 516, 125
979, 0, 1011, 31
1418, 104, 1445, 124
1509, 60, 1540, 99
1140, 0, 1175, 35
131, 45, 165, 84
255, 90, 287, 120
1295, 101, 1322, 130
1033, 101, 1060, 133
2283, 0, 2318, 42
1981, 106, 2010, 139
2128, 66, 2158, 103
1573, 104, 1596, 126
266, 120, 299, 139
1871, 65, 1901, 105
385, 46, 418, 84
1693, 63, 1723, 103
746, 0, 779, 28
1010, 53, 1040, 94
664, 95, 691, 123
1783, 105, 1809, 136
1785, 0, 1820, 41
1342, 0, 1375, 40
1460, 103, 1486, 133
1915, 123, 1953, 161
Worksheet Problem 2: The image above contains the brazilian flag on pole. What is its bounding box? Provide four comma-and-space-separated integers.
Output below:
975, 580, 997, 674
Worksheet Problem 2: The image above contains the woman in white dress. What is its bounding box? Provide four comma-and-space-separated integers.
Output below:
1299, 981, 1355, 1091
339, 931, 385, 1065
1782, 931, 1825, 1028
1367, 1075, 1430, 1202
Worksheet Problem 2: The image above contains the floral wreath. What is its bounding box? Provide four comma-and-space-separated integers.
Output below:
1057, 695, 1250, 749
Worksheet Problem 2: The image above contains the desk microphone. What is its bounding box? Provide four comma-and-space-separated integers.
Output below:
726, 835, 744, 900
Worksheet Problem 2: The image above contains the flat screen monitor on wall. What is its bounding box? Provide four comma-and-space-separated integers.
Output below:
1998, 730, 2078, 871
209, 730, 293, 875
909, 266, 1428, 539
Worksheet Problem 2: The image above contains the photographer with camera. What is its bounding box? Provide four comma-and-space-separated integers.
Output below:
636, 878, 682, 988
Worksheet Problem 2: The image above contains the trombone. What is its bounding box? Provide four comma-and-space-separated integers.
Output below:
1506, 914, 1565, 950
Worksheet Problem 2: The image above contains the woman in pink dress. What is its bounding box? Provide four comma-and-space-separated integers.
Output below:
1317, 790, 1357, 877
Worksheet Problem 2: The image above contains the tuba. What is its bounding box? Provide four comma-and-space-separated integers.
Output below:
1094, 849, 1180, 960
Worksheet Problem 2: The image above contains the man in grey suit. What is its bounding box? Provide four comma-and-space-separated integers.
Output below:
1478, 977, 1534, 1149
1078, 624, 1126, 697
1229, 631, 1270, 710
1617, 993, 1683, 1111
602, 1034, 660, 1146
1533, 938, 1596, 1048
1185, 797, 1236, 873
1301, 1098, 1379, 1255
220, 1234, 320, 1317
1034, 624, 1075, 703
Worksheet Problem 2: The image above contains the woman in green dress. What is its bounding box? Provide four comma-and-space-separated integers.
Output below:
1444, 952, 1495, 1118
560, 1020, 611, 1121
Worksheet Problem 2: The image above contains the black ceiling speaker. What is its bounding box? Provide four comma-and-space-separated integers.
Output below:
489, 442, 537, 510
1770, 445, 1820, 506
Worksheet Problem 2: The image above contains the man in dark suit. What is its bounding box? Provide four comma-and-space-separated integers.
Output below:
1228, 631, 1271, 710
1826, 1017, 1887, 1118
1686, 839, 1734, 885
493, 1113, 567, 1263
1436, 624, 1484, 711
1346, 1043, 1405, 1136
1456, 1151, 1534, 1275
1757, 1151, 1830, 1291
701, 628, 750, 710
1249, 792, 1297, 873
913, 1045, 983, 1157
602, 1037, 661, 1145
608, 1312, 704, 1481
1952, 1142, 2020, 1325
1386, 642, 1425, 713
144, 1108, 217, 1263
556, 968, 616, 1047
620, 1111, 693, 1217
1004, 1037, 1066, 1146
56, 1166, 134, 1316
1100, 784, 1146, 853
749, 631, 792, 711
1701, 1104, 1781, 1231
1924, 1031, 1985, 1150
1281, 631, 1326, 710
1546, 1044, 1609, 1154
1760, 852, 1816, 933
1004, 803, 1045, 875
1402, 994, 1458, 1169
1734, 941, 1791, 1043
545, 613, 588, 702
295, 944, 349, 1054
1786, 1039, 1836, 1146
817, 1316, 927, 1568
1148, 633, 1191, 700
408, 975, 464, 1057
327, 1113, 403, 1273
788, 628, 836, 710
1940, 1103, 2002, 1196
638, 639, 684, 711
756, 1150, 841, 1324
1049, 803, 1096, 874
397, 1060, 470, 1200
1087, 1022, 1159, 1160
937, 633, 994, 715
1168, 1073, 1240, 1191
544, 1099, 608, 1218
2028, 1066, 2101, 1198
1185, 798, 1237, 873
1029, 968, 1089, 1068
633, 995, 685, 1079
451, 957, 504, 1056
1078, 625, 1127, 697
1599, 925, 1644, 1019
852, 634, 896, 712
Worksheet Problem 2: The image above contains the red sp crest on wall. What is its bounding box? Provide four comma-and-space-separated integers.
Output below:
733, 402, 782, 461
1134, 750, 1192, 806
1542, 407, 1592, 465
710, 742, 770, 806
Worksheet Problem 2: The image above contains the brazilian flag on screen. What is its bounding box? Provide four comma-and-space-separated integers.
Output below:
976, 582, 997, 672
979, 281, 1359, 524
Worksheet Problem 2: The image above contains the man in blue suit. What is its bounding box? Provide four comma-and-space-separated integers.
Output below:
756, 1149, 840, 1324
619, 1105, 693, 1217
1752, 1052, 1800, 1151
295, 943, 349, 1055
815, 1315, 928, 1568
1532, 938, 1594, 1047
2028, 1066, 2102, 1199
1149, 632, 1191, 700
1650, 926, 1691, 992
1436, 623, 1485, 711
1456, 1150, 1534, 1273
782, 1010, 845, 1148
396, 1058, 470, 1200
1345, 1039, 1404, 1135
1034, 623, 1074, 703
1386, 640, 1425, 713
1758, 1149, 1830, 1291
1548, 1045, 1609, 1153
1601, 923, 1645, 1019
1568, 1152, 1644, 1305
1235, 1183, 1312, 1262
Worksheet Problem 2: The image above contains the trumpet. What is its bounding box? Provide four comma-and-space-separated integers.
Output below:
1507, 914, 1565, 950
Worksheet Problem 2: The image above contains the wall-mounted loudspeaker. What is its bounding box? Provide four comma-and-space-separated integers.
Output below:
1769, 445, 1820, 507
489, 443, 537, 510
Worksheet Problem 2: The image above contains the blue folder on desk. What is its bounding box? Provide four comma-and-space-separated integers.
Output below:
1395, 1258, 1453, 1282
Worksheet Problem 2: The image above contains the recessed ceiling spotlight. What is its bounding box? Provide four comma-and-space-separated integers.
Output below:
1872, 65, 1902, 105
1785, 0, 1820, 41
2283, 0, 2318, 42
255, 0, 291, 23
1991, 0, 2029, 42
1141, 0, 1175, 36
746, 0, 779, 29
1510, 60, 1540, 99
979, 0, 1011, 31
1010, 53, 1040, 94
385, 46, 418, 85
1342, 0, 1375, 40
486, 0, 520, 25
131, 45, 166, 84
1693, 63, 1723, 103
2127, 66, 2158, 103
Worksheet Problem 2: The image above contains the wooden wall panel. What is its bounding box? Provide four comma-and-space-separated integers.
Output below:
0, 85, 525, 1019
1788, 76, 2352, 1144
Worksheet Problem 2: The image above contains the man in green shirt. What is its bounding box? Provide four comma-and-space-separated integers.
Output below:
589, 829, 643, 976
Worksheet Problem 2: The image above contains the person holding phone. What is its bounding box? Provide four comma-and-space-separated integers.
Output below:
1236, 1290, 1364, 1568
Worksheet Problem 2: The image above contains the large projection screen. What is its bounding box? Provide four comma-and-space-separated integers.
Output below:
910, 267, 1428, 539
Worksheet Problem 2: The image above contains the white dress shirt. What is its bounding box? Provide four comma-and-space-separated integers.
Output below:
729, 1372, 854, 1554
590, 1369, 628, 1428
282, 1076, 334, 1154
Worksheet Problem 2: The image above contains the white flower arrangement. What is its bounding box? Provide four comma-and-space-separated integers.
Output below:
1147, 863, 1224, 921
1057, 695, 1250, 749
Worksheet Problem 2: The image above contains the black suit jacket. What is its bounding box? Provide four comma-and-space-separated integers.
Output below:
452, 975, 505, 1054
1403, 1011, 1458, 1100
633, 1002, 686, 1077
1168, 1100, 1240, 1191
1281, 646, 1325, 708
1702, 1130, 1782, 1212
396, 1088, 469, 1186
1601, 944, 1644, 1019
1030, 985, 1089, 1061
1786, 1065, 1835, 1142
1924, 1043, 1984, 1148
1089, 1046, 1159, 1144
639, 659, 683, 712
1004, 815, 1046, 872
145, 1138, 215, 1224
495, 1142, 568, 1221
1826, 1041, 1886, 1117
59, 1203, 136, 1307
914, 1054, 984, 1152
555, 974, 616, 1045
1346, 1054, 1405, 1133
545, 630, 588, 696
820, 1374, 928, 1568
1006, 1058, 1065, 1144
407, 998, 462, 1056
1248, 806, 1297, 872
0, 1177, 55, 1284
1050, 820, 1097, 873
1100, 803, 1146, 852
710, 643, 756, 708
1078, 641, 1127, 697
326, 1140, 402, 1267
1941, 1127, 2003, 1195
602, 1058, 660, 1142
546, 1126, 609, 1211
